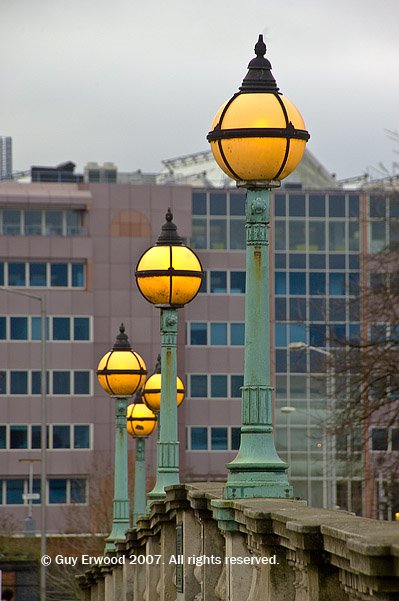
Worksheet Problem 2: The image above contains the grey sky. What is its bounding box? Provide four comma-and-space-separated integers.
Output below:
2, 0, 398, 179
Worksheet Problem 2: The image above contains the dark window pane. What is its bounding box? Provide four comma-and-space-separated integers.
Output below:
191, 427, 208, 450
199, 271, 207, 293
74, 371, 90, 394
209, 220, 226, 249
70, 479, 86, 503
210, 271, 227, 293
0, 317, 6, 339
211, 427, 228, 450
49, 479, 67, 504
10, 317, 28, 340
230, 193, 245, 216
290, 298, 306, 321
371, 429, 388, 451
230, 271, 245, 294
349, 255, 360, 269
10, 425, 28, 449
6, 479, 24, 504
53, 317, 70, 341
230, 219, 245, 249
3, 210, 21, 235
74, 317, 90, 340
289, 194, 306, 216
275, 221, 286, 250
32, 317, 49, 341
275, 349, 287, 372
0, 371, 6, 394
309, 195, 325, 217
0, 263, 3, 285
329, 255, 346, 269
29, 263, 47, 286
329, 194, 346, 217
74, 425, 90, 449
190, 375, 207, 398
72, 263, 84, 287
191, 218, 207, 249
25, 210, 42, 235
231, 375, 243, 398
289, 254, 306, 268
330, 273, 346, 295
45, 211, 63, 236
51, 264, 68, 287
290, 272, 306, 295
309, 273, 325, 295
0, 426, 5, 449
210, 323, 227, 345
329, 299, 346, 321
192, 192, 206, 215
190, 323, 207, 345
32, 479, 41, 504
289, 221, 305, 250
349, 195, 359, 217
275, 272, 286, 295
8, 263, 26, 286
32, 425, 41, 449
53, 371, 70, 394
329, 324, 347, 346
231, 427, 241, 450
52, 425, 70, 449
290, 349, 307, 373
275, 323, 287, 347
275, 253, 286, 268
310, 325, 326, 347
275, 299, 286, 320
349, 273, 360, 296
210, 193, 226, 215
369, 195, 386, 218
309, 222, 325, 250
309, 254, 325, 268
211, 375, 227, 397
274, 194, 286, 216
10, 371, 28, 394
392, 429, 399, 451
230, 323, 245, 345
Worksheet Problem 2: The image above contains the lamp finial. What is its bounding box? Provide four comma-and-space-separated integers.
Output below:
112, 323, 132, 350
156, 208, 183, 246
239, 34, 279, 92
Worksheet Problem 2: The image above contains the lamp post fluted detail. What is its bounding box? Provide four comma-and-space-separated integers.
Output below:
208, 35, 309, 499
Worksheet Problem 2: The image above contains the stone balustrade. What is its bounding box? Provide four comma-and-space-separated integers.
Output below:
78, 482, 399, 601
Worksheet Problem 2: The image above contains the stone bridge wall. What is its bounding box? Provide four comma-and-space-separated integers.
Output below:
78, 483, 399, 601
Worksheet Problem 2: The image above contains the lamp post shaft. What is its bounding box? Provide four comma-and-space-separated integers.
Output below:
106, 396, 130, 551
225, 187, 292, 499
147, 308, 179, 504
133, 437, 146, 527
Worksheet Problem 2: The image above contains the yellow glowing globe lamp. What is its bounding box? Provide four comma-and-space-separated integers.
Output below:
97, 324, 147, 397
207, 35, 310, 183
142, 372, 185, 412
135, 209, 203, 307
126, 401, 157, 437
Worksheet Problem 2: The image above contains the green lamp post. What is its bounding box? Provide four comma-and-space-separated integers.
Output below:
126, 392, 157, 527
97, 324, 147, 550
207, 35, 310, 499
135, 210, 202, 502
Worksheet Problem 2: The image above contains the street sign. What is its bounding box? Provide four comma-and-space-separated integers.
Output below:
22, 493, 40, 501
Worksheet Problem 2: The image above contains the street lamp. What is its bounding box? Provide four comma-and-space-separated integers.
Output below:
135, 209, 202, 502
0, 286, 47, 601
207, 35, 309, 499
126, 392, 157, 527
97, 324, 147, 551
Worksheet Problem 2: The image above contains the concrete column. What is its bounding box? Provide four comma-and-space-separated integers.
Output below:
112, 564, 124, 601
123, 560, 134, 601
145, 536, 161, 601
176, 510, 201, 601
202, 518, 225, 601
225, 532, 252, 601
160, 521, 177, 601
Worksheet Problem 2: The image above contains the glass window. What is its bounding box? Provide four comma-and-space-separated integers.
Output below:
231, 375, 243, 398
192, 192, 206, 215
0, 317, 5, 339
275, 324, 287, 347
53, 317, 70, 341
10, 371, 28, 394
230, 219, 245, 249
49, 479, 67, 504
210, 220, 226, 249
391, 428, 399, 451
74, 317, 90, 341
274, 221, 286, 250
191, 427, 208, 450
74, 371, 90, 395
330, 273, 346, 295
32, 425, 41, 449
274, 194, 286, 216
371, 428, 388, 451
211, 427, 228, 450
349, 255, 359, 270
231, 427, 241, 450
32, 316, 49, 341
310, 298, 325, 321
348, 195, 359, 217
53, 371, 70, 394
230, 271, 245, 294
329, 222, 346, 251
309, 254, 325, 269
72, 263, 84, 288
308, 222, 325, 250
199, 271, 207, 293
51, 263, 68, 287
210, 271, 227, 293
190, 323, 207, 345
190, 375, 207, 398
211, 375, 227, 398
0, 371, 6, 394
329, 194, 345, 217
10, 425, 28, 449
289, 273, 306, 295
329, 299, 346, 321
349, 273, 359, 296
329, 255, 346, 269
289, 221, 306, 250
66, 211, 81, 235
369, 195, 386, 218
275, 349, 287, 373
329, 324, 346, 346
290, 298, 306, 321
74, 425, 90, 449
289, 194, 305, 217
210, 323, 227, 345
289, 323, 306, 343
275, 298, 286, 320
3, 210, 21, 235
369, 222, 386, 253
8, 263, 26, 286
0, 425, 5, 449
70, 479, 86, 503
308, 194, 325, 217
191, 218, 207, 249
230, 323, 245, 345
289, 254, 306, 269
210, 192, 226, 215
309, 272, 325, 296
230, 193, 245, 216
275, 272, 286, 295
53, 425, 70, 449
290, 349, 307, 373
290, 375, 307, 399
29, 263, 47, 287
10, 317, 28, 340
310, 324, 326, 347
349, 222, 360, 251
0, 262, 3, 286
45, 211, 63, 236
25, 210, 42, 235
275, 253, 286, 268
6, 479, 24, 504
